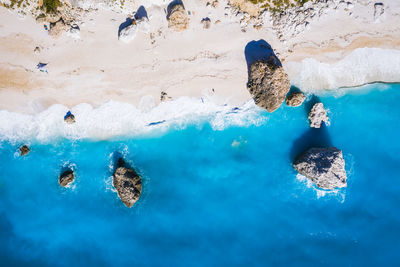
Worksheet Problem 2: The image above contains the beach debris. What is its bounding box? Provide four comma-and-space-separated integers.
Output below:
59, 169, 75, 187
64, 111, 75, 124
119, 20, 138, 43
49, 18, 67, 38
167, 2, 189, 31
293, 147, 347, 190
201, 17, 211, 29
113, 158, 142, 208
308, 103, 329, 128
247, 55, 291, 112
286, 92, 306, 107
19, 145, 30, 156
37, 62, 48, 73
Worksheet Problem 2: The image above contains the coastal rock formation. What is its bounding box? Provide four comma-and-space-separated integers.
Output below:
247, 56, 291, 112
59, 170, 75, 187
119, 22, 138, 43
308, 102, 329, 128
167, 3, 189, 31
286, 92, 306, 107
19, 145, 30, 156
113, 160, 142, 208
49, 18, 67, 38
293, 147, 347, 190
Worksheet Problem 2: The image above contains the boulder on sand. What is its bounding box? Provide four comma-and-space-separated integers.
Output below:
48, 18, 67, 38
19, 145, 30, 156
293, 147, 347, 190
286, 92, 305, 107
247, 55, 291, 112
119, 21, 138, 43
308, 102, 329, 128
167, 2, 189, 31
59, 169, 75, 187
113, 158, 142, 208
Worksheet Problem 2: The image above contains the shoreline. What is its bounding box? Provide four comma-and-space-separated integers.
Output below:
0, 0, 400, 114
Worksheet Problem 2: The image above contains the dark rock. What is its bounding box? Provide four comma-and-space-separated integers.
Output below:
113, 162, 142, 208
59, 170, 75, 187
167, 2, 189, 31
19, 145, 30, 156
293, 147, 347, 190
247, 56, 291, 112
64, 111, 75, 124
286, 92, 305, 107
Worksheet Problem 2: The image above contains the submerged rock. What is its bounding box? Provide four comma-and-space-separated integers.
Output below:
113, 160, 142, 208
286, 92, 305, 107
308, 102, 329, 128
19, 145, 30, 156
167, 3, 189, 31
293, 147, 347, 190
59, 170, 74, 187
247, 56, 291, 112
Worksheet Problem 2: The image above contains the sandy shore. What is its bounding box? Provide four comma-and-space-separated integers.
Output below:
0, 0, 400, 114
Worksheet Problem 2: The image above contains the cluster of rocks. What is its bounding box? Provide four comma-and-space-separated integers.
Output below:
246, 47, 346, 190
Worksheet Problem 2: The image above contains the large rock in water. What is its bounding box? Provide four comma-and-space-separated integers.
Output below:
113, 163, 142, 208
19, 145, 30, 156
247, 56, 291, 112
286, 92, 306, 107
293, 147, 347, 190
308, 102, 329, 128
167, 3, 189, 31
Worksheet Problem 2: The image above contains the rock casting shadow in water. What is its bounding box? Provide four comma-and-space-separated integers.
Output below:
167, 0, 184, 19
112, 152, 132, 172
244, 39, 282, 74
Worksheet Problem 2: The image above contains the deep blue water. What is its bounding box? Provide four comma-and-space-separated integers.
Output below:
1, 83, 400, 266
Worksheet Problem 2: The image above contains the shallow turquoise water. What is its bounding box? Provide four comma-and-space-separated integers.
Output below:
1, 83, 400, 266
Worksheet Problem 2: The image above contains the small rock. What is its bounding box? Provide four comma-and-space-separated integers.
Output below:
201, 17, 211, 29
64, 111, 75, 124
247, 55, 291, 112
59, 169, 74, 187
374, 2, 384, 22
286, 92, 306, 107
160, 91, 172, 101
293, 147, 347, 190
69, 24, 80, 38
34, 46, 41, 54
48, 18, 67, 38
19, 145, 30, 156
113, 160, 142, 208
308, 102, 329, 128
119, 21, 138, 43
167, 3, 189, 31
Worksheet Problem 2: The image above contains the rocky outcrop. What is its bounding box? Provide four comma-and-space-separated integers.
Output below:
113, 159, 142, 208
167, 3, 189, 31
308, 102, 329, 128
59, 170, 74, 187
247, 56, 291, 112
19, 145, 30, 156
293, 147, 347, 190
286, 92, 305, 107
49, 18, 67, 38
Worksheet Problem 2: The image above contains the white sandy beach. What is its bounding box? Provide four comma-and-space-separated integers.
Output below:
0, 0, 399, 116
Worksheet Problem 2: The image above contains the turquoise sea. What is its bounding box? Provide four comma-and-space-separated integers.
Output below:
0, 83, 400, 266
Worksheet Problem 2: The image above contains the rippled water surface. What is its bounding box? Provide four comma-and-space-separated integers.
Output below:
1, 83, 400, 266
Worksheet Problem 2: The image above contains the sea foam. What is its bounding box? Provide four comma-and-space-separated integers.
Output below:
286, 48, 400, 92
0, 97, 263, 142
